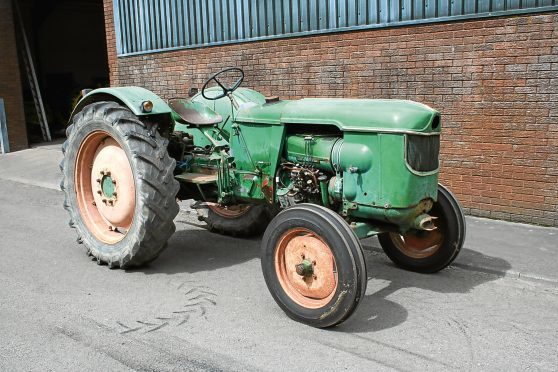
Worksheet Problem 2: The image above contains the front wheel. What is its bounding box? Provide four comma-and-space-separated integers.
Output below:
261, 204, 367, 328
378, 183, 466, 273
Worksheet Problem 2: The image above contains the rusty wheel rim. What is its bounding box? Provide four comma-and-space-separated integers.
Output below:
75, 131, 135, 244
275, 228, 338, 309
208, 203, 251, 218
389, 214, 446, 259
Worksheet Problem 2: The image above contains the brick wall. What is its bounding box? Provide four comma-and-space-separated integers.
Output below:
102, 2, 558, 227
0, 0, 28, 151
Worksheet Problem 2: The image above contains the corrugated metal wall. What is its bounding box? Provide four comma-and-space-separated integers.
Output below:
113, 0, 558, 56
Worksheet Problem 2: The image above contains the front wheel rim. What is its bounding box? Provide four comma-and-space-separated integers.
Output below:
389, 213, 446, 259
274, 228, 338, 309
74, 131, 135, 244
207, 203, 251, 218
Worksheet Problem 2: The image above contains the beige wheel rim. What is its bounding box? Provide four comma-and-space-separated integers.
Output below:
275, 228, 338, 309
74, 131, 135, 244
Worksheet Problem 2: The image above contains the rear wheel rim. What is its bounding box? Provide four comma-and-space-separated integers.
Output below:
274, 228, 338, 309
75, 131, 135, 244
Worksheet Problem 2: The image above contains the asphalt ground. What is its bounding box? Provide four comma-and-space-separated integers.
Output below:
0, 144, 557, 371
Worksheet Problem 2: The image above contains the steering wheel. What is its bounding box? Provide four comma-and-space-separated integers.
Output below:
201, 67, 244, 100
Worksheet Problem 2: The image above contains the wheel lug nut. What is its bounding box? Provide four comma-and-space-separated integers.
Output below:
96, 178, 101, 183
97, 190, 102, 195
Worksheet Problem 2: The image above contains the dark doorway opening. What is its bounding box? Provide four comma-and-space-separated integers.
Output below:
16, 0, 109, 143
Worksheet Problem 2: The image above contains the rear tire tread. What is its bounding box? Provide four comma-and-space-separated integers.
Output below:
60, 101, 179, 268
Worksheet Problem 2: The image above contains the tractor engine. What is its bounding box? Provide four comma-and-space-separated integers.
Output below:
276, 163, 324, 208
280, 132, 439, 233
277, 134, 342, 208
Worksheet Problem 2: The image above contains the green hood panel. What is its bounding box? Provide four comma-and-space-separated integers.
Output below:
236, 98, 439, 132
236, 101, 290, 125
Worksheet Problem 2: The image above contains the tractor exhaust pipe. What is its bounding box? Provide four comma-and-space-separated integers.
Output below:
413, 214, 438, 231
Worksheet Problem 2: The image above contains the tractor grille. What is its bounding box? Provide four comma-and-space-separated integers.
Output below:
406, 134, 440, 173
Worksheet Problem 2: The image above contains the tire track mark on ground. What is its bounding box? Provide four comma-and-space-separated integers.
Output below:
115, 280, 217, 334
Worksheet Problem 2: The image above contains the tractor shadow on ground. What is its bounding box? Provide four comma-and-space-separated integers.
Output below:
129, 217, 261, 275
131, 215, 512, 335
336, 237, 512, 333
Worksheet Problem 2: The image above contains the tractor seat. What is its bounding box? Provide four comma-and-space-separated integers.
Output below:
168, 99, 223, 126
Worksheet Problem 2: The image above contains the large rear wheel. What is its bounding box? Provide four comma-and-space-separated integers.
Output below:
261, 204, 367, 328
60, 101, 179, 268
378, 184, 466, 273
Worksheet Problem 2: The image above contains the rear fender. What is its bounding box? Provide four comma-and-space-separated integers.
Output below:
68, 86, 175, 136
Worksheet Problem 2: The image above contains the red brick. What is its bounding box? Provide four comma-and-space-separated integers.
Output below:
0, 0, 27, 151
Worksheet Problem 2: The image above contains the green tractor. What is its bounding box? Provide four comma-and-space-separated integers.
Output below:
61, 68, 466, 328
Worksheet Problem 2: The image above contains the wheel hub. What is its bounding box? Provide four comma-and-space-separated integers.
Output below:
95, 169, 118, 206
295, 259, 314, 277
101, 172, 115, 199
275, 229, 338, 308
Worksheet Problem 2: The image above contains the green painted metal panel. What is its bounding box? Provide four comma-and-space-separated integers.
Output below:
235, 98, 439, 133
70, 87, 172, 120
341, 132, 438, 214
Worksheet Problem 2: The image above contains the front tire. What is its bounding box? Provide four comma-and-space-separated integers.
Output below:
261, 204, 367, 328
60, 101, 179, 268
378, 183, 466, 273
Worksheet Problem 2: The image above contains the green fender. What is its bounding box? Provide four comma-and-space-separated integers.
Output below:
69, 86, 172, 123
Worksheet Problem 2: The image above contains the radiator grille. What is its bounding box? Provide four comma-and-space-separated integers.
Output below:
406, 135, 439, 173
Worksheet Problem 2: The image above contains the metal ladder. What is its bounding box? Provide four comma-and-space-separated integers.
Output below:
13, 1, 51, 142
